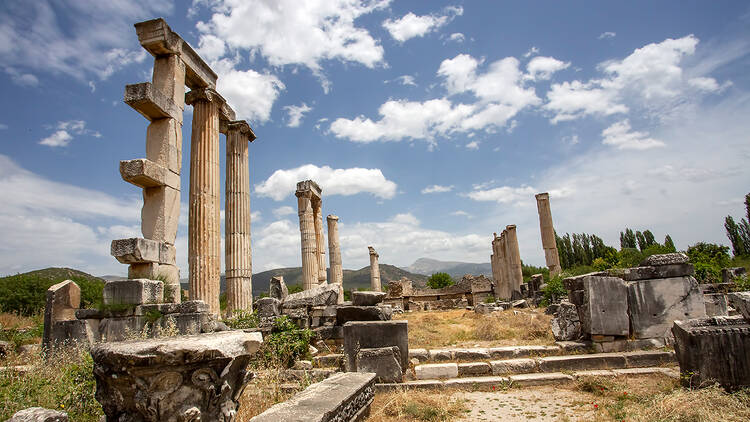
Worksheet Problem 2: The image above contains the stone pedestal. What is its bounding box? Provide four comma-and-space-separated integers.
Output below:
327, 215, 344, 303
91, 331, 263, 421
368, 246, 381, 292
225, 120, 256, 316
535, 192, 562, 277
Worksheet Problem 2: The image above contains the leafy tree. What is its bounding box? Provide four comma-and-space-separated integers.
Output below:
725, 193, 750, 257
618, 248, 644, 268
642, 230, 656, 249
620, 228, 637, 249
635, 231, 647, 252
664, 235, 676, 252
686, 242, 731, 283
427, 272, 454, 289
0, 274, 103, 315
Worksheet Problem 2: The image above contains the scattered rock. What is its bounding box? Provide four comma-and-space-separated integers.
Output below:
512, 299, 528, 308
282, 284, 340, 309
728, 292, 750, 321
293, 360, 313, 370
255, 297, 281, 318
7, 407, 68, 422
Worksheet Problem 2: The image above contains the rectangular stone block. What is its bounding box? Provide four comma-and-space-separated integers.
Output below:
537, 353, 627, 372
343, 320, 408, 373
120, 159, 179, 189
580, 276, 629, 336
102, 279, 163, 306
728, 292, 750, 321
283, 284, 340, 309
628, 276, 706, 339
43, 280, 81, 350
623, 350, 675, 368
128, 262, 159, 279
356, 346, 403, 383
415, 363, 458, 380
146, 118, 182, 174
336, 306, 392, 325
490, 358, 538, 375
704, 293, 728, 317
623, 263, 694, 281
141, 185, 180, 244
111, 237, 160, 264
124, 82, 180, 121
313, 325, 343, 340
458, 362, 491, 376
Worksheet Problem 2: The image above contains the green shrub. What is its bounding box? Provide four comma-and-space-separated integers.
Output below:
617, 248, 644, 268
426, 272, 454, 289
257, 316, 313, 368
540, 276, 567, 306
592, 257, 609, 271
687, 242, 731, 283
224, 309, 259, 329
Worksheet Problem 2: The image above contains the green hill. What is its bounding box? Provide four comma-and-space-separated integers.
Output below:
0, 267, 105, 315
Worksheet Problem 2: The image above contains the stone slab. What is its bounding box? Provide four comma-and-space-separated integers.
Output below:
623, 350, 675, 368
428, 349, 453, 361
443, 376, 510, 389
102, 279, 163, 305
487, 345, 561, 359
538, 353, 627, 372
458, 362, 492, 376
7, 407, 68, 421
336, 306, 392, 325
356, 346, 402, 383
351, 291, 386, 306
641, 253, 689, 266
124, 82, 180, 121
313, 354, 344, 369
704, 293, 729, 317
509, 372, 574, 386
490, 358, 538, 375
728, 292, 750, 321
409, 348, 429, 362
415, 363, 459, 380
453, 348, 490, 361
580, 276, 629, 336
623, 263, 694, 281
313, 325, 344, 340
613, 367, 676, 376
343, 321, 408, 372
574, 370, 617, 377
119, 158, 179, 189
628, 276, 706, 339
111, 237, 162, 264
283, 284, 341, 309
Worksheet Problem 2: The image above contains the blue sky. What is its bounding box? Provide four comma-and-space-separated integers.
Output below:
1, 0, 749, 277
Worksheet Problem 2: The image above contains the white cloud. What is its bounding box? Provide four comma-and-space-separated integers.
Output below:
283, 103, 313, 127
4, 67, 39, 87
562, 134, 580, 145
0, 1, 170, 83
465, 185, 537, 204
601, 120, 665, 150
273, 206, 295, 218
195, 34, 226, 62
212, 58, 285, 122
255, 164, 398, 201
448, 33, 465, 43
390, 213, 420, 226
39, 120, 98, 147
39, 130, 73, 147
421, 184, 453, 194
395, 75, 417, 86
466, 140, 480, 150
523, 46, 540, 58
598, 31, 616, 39
450, 210, 472, 218
525, 56, 570, 81
383, 6, 463, 42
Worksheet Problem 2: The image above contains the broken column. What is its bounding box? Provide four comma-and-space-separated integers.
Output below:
327, 215, 344, 303
225, 120, 256, 316
315, 200, 327, 285
186, 88, 234, 317
505, 225, 524, 297
535, 192, 562, 277
369, 246, 381, 292
297, 180, 323, 290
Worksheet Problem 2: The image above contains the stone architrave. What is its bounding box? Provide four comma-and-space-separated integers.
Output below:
505, 225, 524, 296
43, 280, 80, 350
535, 192, 562, 277
327, 215, 344, 303
186, 88, 234, 317
296, 180, 323, 291
225, 120, 256, 316
368, 246, 381, 292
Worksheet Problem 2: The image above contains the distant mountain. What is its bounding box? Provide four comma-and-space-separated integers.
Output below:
403, 257, 492, 279
19, 267, 104, 282
179, 264, 428, 296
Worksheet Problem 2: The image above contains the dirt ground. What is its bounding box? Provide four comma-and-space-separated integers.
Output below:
456, 386, 596, 421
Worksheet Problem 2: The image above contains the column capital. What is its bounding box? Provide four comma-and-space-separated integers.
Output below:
296, 179, 322, 199
227, 120, 257, 142
535, 192, 550, 200
185, 88, 236, 122
368, 246, 379, 258
506, 224, 516, 230
327, 214, 339, 221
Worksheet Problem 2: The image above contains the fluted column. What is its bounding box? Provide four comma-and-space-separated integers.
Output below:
505, 225, 524, 296
327, 215, 344, 303
298, 191, 319, 290
535, 192, 562, 277
368, 246, 381, 292
314, 199, 327, 284
225, 121, 256, 316
186, 88, 224, 316
497, 232, 511, 299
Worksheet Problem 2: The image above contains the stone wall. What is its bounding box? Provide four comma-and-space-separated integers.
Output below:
384, 274, 495, 311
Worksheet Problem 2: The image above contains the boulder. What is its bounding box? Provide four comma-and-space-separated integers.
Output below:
7, 407, 68, 422
628, 276, 706, 339
255, 297, 281, 318
550, 301, 581, 341
355, 346, 403, 383
640, 253, 689, 266
282, 284, 340, 309
343, 321, 408, 373
269, 276, 288, 301
351, 291, 386, 306
728, 292, 750, 321
336, 306, 392, 325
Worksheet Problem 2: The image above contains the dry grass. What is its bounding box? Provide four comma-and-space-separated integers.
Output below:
236, 363, 313, 420
399, 308, 553, 349
369, 389, 468, 422
0, 312, 40, 330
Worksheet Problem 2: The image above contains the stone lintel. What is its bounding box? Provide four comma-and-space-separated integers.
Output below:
134, 18, 217, 89
295, 179, 322, 199
227, 120, 256, 142
185, 88, 236, 122
111, 238, 175, 265
124, 82, 180, 121
120, 159, 179, 189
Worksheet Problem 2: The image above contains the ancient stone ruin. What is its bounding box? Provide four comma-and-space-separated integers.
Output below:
490, 225, 524, 299
368, 246, 381, 292
327, 215, 344, 303
535, 192, 562, 277
296, 180, 327, 290
384, 274, 495, 311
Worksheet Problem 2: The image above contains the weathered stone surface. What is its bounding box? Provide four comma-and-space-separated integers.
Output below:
453, 348, 490, 361
728, 292, 750, 321
313, 354, 344, 369
623, 350, 675, 368
120, 158, 180, 189
622, 263, 694, 281
409, 348, 429, 362
415, 363, 458, 380
672, 316, 750, 390
579, 276, 629, 336
550, 301, 581, 341
562, 272, 608, 291
458, 362, 491, 376
102, 279, 163, 305
343, 321, 408, 373
313, 325, 343, 341
283, 283, 340, 309
490, 358, 538, 375
704, 293, 729, 317
48, 319, 94, 350
111, 237, 161, 264
43, 280, 80, 350
538, 353, 627, 372
628, 276, 706, 339
475, 303, 504, 314
125, 82, 181, 121
7, 407, 68, 421
91, 331, 263, 421
269, 275, 288, 301
136, 300, 210, 315
255, 297, 281, 318
98, 312, 212, 342
508, 372, 574, 386
351, 291, 386, 306
336, 306, 392, 325
356, 346, 403, 383
428, 349, 453, 361
249, 372, 376, 422
640, 253, 689, 266
512, 299, 528, 308
487, 345, 560, 359
722, 267, 748, 283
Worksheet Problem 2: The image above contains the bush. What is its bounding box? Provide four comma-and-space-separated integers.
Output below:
687, 242, 731, 283
0, 275, 103, 316
617, 248, 644, 268
592, 257, 609, 271
426, 272, 454, 289
257, 316, 312, 368
224, 309, 259, 329
540, 276, 566, 306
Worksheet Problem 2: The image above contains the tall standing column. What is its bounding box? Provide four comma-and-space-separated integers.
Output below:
327, 215, 344, 303
497, 232, 511, 299
368, 246, 381, 292
186, 89, 224, 317
225, 121, 256, 316
297, 191, 319, 290
314, 199, 327, 284
535, 192, 562, 277
505, 225, 524, 296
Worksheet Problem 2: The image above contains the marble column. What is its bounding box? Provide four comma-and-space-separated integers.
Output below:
505, 225, 524, 295
225, 120, 255, 316
186, 88, 224, 316
327, 215, 344, 303
297, 190, 319, 291
497, 232, 511, 299
535, 192, 562, 277
368, 246, 381, 292
314, 199, 327, 284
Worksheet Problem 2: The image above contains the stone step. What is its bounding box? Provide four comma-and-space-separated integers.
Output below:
409, 345, 564, 363
376, 366, 678, 391
413, 350, 674, 380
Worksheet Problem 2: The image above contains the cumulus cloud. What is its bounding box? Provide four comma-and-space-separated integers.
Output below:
601, 120, 665, 150
39, 120, 100, 147
383, 6, 463, 42
283, 103, 313, 127
273, 206, 295, 218
525, 56, 570, 81
466, 140, 480, 150
421, 184, 453, 194
447, 33, 465, 43
465, 185, 537, 204
394, 75, 417, 86
450, 210, 472, 218
255, 164, 398, 201
212, 58, 285, 122
4, 67, 39, 87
